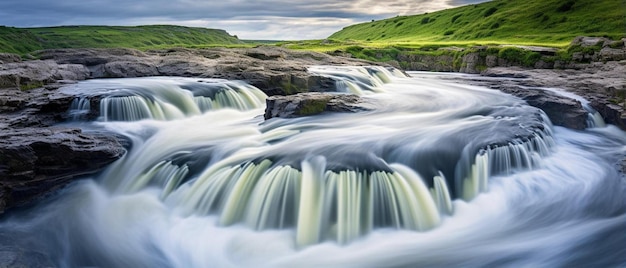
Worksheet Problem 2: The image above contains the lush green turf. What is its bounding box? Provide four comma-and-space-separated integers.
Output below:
0, 25, 245, 55
329, 0, 626, 46
0, 26, 44, 55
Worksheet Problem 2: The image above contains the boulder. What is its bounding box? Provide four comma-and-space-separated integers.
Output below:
265, 92, 371, 119
0, 128, 124, 212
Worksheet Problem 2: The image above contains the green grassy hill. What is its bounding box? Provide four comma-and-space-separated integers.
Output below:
329, 0, 626, 46
0, 25, 244, 55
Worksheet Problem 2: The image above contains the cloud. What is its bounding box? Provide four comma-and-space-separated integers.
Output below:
0, 0, 491, 40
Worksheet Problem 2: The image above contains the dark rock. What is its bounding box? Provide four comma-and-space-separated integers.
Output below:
481, 63, 626, 130
0, 128, 124, 212
490, 86, 587, 130
590, 100, 626, 129
523, 92, 587, 130
265, 92, 371, 119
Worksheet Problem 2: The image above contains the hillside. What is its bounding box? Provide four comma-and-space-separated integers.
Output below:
0, 25, 243, 55
329, 0, 626, 45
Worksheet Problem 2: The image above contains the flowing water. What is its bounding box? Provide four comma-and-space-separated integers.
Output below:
1, 67, 625, 267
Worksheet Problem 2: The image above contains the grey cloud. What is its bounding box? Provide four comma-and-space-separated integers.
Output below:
0, 0, 490, 39
446, 0, 491, 6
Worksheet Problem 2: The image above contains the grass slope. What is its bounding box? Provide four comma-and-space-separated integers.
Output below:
0, 25, 244, 55
329, 0, 626, 46
0, 26, 43, 55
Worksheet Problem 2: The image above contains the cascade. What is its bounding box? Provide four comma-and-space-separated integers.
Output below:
4, 67, 624, 267
88, 66, 556, 246
67, 97, 91, 120
65, 77, 267, 122
308, 65, 407, 94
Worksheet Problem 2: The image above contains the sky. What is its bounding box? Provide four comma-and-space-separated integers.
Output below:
0, 0, 490, 40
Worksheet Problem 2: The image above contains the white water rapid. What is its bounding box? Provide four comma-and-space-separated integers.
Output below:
1, 67, 625, 267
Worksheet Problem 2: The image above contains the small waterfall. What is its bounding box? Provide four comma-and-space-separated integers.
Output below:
169, 157, 440, 246
308, 66, 407, 94
66, 77, 267, 122
457, 127, 555, 200
67, 97, 91, 120
101, 95, 182, 121
587, 110, 606, 128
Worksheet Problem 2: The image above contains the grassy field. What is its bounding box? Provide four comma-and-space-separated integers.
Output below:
0, 26, 44, 55
0, 25, 246, 55
329, 0, 625, 47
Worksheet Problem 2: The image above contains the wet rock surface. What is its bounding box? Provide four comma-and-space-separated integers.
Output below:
265, 92, 372, 119
481, 61, 626, 129
0, 128, 124, 210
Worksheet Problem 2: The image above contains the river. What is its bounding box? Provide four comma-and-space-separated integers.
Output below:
1, 67, 625, 267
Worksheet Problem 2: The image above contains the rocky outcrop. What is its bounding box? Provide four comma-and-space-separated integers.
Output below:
0, 60, 89, 90
30, 47, 374, 95
0, 83, 125, 213
482, 61, 626, 130
489, 85, 588, 130
0, 128, 124, 212
0, 47, 379, 213
265, 93, 371, 119
390, 37, 626, 74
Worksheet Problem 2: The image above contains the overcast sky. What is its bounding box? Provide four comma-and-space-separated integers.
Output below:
0, 0, 490, 40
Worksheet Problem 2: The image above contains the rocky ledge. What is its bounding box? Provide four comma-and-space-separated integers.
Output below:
1, 46, 375, 94
0, 128, 124, 212
480, 60, 626, 129
265, 93, 372, 119
0, 47, 380, 213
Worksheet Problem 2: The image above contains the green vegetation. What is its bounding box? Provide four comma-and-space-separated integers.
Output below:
297, 98, 330, 116
0, 25, 246, 55
19, 81, 45, 91
0, 26, 43, 55
329, 0, 625, 45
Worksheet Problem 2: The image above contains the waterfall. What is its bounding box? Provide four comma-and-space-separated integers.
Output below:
587, 110, 607, 128
308, 66, 407, 94
67, 97, 91, 120
66, 77, 267, 122
165, 158, 440, 246
88, 66, 557, 247
5, 67, 625, 267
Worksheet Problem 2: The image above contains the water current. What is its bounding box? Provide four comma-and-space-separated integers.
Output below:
1, 67, 624, 267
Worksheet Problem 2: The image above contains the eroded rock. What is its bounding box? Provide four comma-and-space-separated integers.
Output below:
265, 92, 371, 119
0, 128, 124, 212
